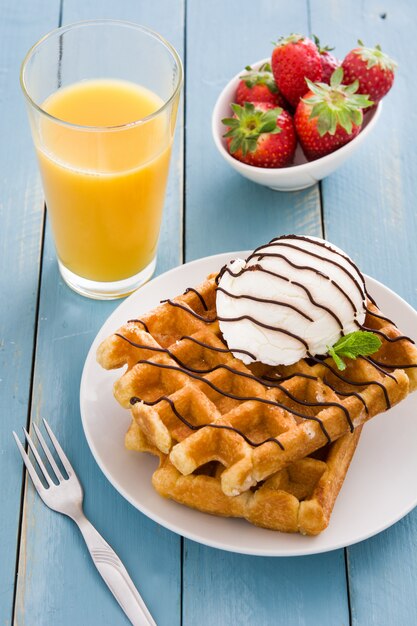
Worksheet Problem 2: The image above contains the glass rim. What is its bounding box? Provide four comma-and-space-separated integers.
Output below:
20, 19, 183, 132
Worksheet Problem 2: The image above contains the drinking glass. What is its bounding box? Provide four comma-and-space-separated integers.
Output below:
21, 20, 183, 299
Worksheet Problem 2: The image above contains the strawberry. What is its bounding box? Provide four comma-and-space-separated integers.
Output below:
313, 35, 339, 84
294, 67, 372, 160
271, 34, 322, 107
342, 41, 397, 104
236, 63, 288, 108
222, 102, 296, 168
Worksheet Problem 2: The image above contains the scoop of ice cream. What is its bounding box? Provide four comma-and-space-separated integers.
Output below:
216, 235, 366, 366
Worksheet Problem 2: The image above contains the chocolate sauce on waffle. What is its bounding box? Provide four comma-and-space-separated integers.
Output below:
367, 357, 417, 370
183, 287, 209, 310
161, 298, 311, 351
120, 237, 416, 451
133, 359, 334, 434
355, 322, 415, 344
116, 333, 352, 430
307, 354, 392, 409
129, 394, 286, 450
179, 333, 256, 361
127, 319, 149, 332
364, 305, 397, 325
358, 356, 398, 381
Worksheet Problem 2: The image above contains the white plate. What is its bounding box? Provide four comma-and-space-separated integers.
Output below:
80, 252, 417, 556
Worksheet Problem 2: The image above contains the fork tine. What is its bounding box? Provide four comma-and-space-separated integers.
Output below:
42, 419, 74, 477
13, 432, 46, 494
33, 422, 64, 482
23, 428, 52, 486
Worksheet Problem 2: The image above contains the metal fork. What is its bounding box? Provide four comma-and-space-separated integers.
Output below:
13, 419, 157, 626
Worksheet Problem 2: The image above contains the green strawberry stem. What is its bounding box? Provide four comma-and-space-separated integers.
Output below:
239, 63, 278, 92
222, 103, 282, 156
312, 34, 335, 53
273, 33, 305, 47
355, 40, 397, 71
302, 67, 373, 136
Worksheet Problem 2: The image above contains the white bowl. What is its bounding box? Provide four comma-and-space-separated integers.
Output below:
212, 58, 381, 192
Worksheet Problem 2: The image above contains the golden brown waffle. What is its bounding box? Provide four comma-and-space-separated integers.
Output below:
125, 417, 362, 535
97, 273, 417, 499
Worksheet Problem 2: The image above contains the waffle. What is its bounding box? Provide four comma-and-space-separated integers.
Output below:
97, 273, 417, 501
125, 417, 362, 535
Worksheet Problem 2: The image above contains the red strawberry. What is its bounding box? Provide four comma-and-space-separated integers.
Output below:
313, 35, 340, 84
222, 102, 296, 168
342, 41, 397, 104
271, 34, 322, 107
294, 67, 372, 160
236, 63, 288, 108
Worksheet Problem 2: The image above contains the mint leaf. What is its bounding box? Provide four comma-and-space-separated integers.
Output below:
328, 346, 347, 371
327, 331, 382, 371
333, 331, 382, 357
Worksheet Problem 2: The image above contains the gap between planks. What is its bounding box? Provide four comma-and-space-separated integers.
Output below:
11, 1, 64, 621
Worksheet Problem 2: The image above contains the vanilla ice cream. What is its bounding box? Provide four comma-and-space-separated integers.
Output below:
216, 235, 366, 366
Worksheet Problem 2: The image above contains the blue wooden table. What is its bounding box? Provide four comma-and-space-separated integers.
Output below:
1, 1, 417, 624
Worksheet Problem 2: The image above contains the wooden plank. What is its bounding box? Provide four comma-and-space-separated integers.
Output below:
14, 2, 184, 625
0, 2, 60, 624
184, 542, 349, 626
15, 229, 181, 626
183, 2, 348, 625
185, 0, 321, 261
309, 0, 417, 623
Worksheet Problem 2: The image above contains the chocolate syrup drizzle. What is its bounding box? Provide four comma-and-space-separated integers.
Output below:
160, 298, 311, 350
216, 285, 314, 321
216, 263, 345, 330
306, 354, 392, 409
270, 234, 366, 285
255, 236, 366, 304
367, 357, 417, 370
129, 394, 286, 450
247, 251, 361, 314
183, 287, 209, 310
120, 235, 416, 452
116, 333, 352, 430
262, 368, 370, 414
364, 306, 395, 324
127, 319, 149, 332
130, 360, 331, 443
358, 356, 398, 381
355, 322, 415, 345
179, 333, 256, 361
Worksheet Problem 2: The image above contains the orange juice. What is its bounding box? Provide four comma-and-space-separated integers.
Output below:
37, 79, 172, 282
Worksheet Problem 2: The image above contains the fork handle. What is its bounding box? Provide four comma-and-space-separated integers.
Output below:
74, 514, 157, 626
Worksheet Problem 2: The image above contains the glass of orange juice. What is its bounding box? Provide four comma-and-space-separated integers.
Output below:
21, 20, 182, 299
